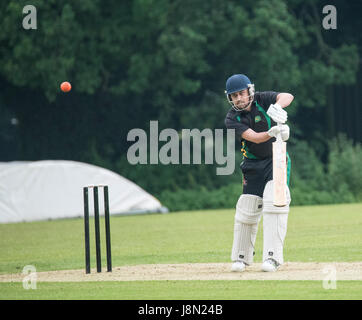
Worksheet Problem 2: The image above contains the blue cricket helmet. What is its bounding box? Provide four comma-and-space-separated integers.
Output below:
225, 74, 252, 94
225, 74, 255, 111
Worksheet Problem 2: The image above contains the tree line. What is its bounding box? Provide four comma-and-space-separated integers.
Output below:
0, 0, 361, 208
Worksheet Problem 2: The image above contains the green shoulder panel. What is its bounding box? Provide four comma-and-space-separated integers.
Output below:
255, 101, 271, 129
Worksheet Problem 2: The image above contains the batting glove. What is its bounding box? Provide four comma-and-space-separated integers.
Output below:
268, 124, 289, 141
280, 124, 290, 141
267, 103, 288, 124
267, 125, 281, 138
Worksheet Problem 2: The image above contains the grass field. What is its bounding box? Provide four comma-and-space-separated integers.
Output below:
0, 203, 361, 299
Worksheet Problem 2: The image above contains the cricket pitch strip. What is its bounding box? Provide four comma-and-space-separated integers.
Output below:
0, 262, 361, 282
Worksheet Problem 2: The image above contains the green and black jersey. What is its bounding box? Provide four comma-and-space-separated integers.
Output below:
225, 91, 279, 159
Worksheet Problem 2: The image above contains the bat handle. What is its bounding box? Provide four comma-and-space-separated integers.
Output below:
276, 122, 282, 142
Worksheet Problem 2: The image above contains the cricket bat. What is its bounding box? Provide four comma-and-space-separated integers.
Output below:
272, 123, 287, 206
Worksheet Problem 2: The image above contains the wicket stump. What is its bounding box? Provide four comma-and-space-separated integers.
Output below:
83, 185, 112, 274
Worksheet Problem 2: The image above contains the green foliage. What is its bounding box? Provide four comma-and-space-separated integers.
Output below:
1, 0, 358, 119
159, 183, 242, 211
288, 140, 327, 191
0, 0, 361, 210
327, 134, 362, 200
242, 0, 301, 91
0, 0, 106, 101
290, 134, 362, 206
115, 147, 242, 197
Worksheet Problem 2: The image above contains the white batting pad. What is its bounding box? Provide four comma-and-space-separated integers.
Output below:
231, 194, 263, 265
262, 213, 288, 264
263, 180, 291, 214
231, 221, 259, 265
235, 194, 263, 224
262, 180, 290, 265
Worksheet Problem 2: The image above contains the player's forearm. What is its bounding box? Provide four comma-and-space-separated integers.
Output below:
253, 132, 271, 144
242, 130, 271, 144
276, 93, 294, 108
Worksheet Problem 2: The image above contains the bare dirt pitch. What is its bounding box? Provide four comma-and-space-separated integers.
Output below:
1, 262, 361, 282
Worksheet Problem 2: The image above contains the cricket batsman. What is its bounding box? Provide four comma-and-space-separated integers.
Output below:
224, 74, 293, 272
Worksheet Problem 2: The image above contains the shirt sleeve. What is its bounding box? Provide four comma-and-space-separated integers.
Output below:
257, 91, 280, 110
225, 115, 250, 141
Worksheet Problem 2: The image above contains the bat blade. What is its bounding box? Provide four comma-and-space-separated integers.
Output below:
273, 139, 287, 207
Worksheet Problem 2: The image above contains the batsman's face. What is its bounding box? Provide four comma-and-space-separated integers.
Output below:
230, 89, 251, 110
